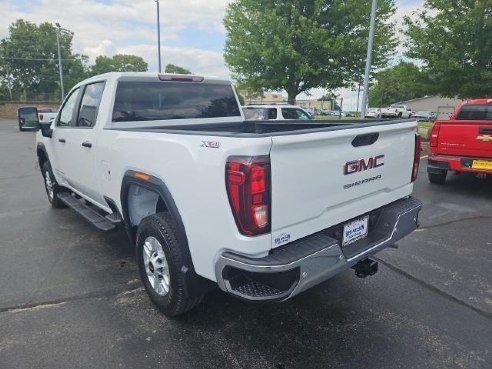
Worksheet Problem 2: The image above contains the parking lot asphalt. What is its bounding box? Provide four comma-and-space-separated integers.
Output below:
0, 119, 491, 369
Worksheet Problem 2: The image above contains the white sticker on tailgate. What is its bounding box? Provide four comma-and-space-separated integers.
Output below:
342, 216, 369, 246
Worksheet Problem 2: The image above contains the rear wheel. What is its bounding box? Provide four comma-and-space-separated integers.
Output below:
428, 170, 447, 185
42, 161, 66, 208
136, 212, 203, 317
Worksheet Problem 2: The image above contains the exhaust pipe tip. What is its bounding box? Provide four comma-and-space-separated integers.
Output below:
353, 258, 378, 278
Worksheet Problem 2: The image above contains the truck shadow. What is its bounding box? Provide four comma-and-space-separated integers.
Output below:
435, 172, 492, 196
165, 271, 444, 369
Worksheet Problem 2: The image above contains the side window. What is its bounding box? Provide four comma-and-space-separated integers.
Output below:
281, 108, 298, 119
296, 109, 311, 120
267, 108, 277, 120
57, 88, 80, 127
77, 82, 105, 128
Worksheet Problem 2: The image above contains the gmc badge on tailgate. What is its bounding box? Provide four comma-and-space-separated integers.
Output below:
344, 155, 385, 175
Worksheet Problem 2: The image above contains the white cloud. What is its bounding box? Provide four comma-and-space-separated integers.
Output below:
0, 0, 427, 109
116, 44, 229, 77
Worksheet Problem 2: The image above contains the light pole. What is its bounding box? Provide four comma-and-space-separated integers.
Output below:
155, 0, 162, 73
361, 0, 377, 118
55, 23, 65, 101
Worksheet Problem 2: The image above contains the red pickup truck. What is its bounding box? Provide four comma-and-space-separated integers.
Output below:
428, 99, 492, 184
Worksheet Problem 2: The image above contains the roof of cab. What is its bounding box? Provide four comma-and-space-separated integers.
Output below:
76, 72, 231, 86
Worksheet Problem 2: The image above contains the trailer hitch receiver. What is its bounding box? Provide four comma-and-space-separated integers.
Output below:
353, 259, 378, 278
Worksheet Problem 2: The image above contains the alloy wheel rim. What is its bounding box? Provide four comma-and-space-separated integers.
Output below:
143, 236, 170, 296
45, 170, 54, 200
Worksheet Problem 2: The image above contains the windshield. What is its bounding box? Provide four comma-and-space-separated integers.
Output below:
456, 105, 492, 120
112, 81, 241, 122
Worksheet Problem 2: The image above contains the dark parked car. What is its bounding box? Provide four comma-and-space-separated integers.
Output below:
413, 111, 437, 122
17, 106, 39, 131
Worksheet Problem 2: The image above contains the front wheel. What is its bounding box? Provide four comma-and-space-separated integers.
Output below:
136, 212, 202, 317
19, 123, 25, 131
428, 170, 447, 185
42, 161, 66, 208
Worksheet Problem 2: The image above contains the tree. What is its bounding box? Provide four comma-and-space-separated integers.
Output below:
318, 92, 338, 109
368, 62, 428, 107
164, 64, 192, 74
224, 0, 397, 104
404, 0, 492, 98
0, 19, 88, 101
90, 54, 148, 75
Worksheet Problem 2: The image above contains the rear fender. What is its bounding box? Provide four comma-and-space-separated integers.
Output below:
120, 170, 214, 297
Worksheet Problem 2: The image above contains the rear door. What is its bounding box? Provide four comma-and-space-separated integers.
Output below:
437, 104, 492, 157
269, 121, 417, 247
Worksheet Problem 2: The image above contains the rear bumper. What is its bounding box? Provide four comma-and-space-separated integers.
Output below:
215, 197, 422, 301
428, 155, 492, 174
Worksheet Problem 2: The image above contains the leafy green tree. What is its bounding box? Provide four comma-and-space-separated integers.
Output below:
368, 62, 428, 107
224, 0, 397, 104
404, 0, 492, 98
317, 92, 338, 109
90, 54, 148, 75
0, 19, 88, 101
164, 64, 192, 74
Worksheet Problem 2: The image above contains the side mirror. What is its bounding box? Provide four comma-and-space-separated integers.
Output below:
39, 122, 53, 138
17, 106, 38, 128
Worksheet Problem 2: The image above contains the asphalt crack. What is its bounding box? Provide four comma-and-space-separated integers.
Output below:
0, 173, 38, 182
419, 215, 492, 230
0, 286, 144, 315
374, 257, 492, 320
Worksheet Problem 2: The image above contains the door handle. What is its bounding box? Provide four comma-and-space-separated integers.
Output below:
58, 138, 66, 143
479, 127, 492, 134
81, 141, 92, 148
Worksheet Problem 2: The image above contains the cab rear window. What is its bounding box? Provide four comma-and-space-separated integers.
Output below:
112, 81, 241, 122
456, 105, 492, 120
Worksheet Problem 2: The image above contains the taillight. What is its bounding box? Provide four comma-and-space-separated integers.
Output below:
412, 133, 421, 182
429, 123, 440, 147
226, 156, 271, 236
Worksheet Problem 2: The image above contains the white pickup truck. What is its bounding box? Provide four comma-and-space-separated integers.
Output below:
381, 104, 413, 119
35, 72, 422, 316
38, 107, 58, 124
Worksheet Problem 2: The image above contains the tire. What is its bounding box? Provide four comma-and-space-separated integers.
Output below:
398, 112, 403, 118
19, 123, 25, 131
42, 161, 66, 208
428, 170, 447, 185
136, 212, 203, 317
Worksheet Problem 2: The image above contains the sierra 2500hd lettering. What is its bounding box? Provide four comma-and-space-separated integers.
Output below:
35, 72, 422, 317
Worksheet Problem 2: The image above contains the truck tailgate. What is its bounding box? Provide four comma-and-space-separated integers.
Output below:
437, 121, 492, 157
269, 121, 417, 248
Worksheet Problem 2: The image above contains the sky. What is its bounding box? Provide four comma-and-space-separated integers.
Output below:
0, 0, 425, 110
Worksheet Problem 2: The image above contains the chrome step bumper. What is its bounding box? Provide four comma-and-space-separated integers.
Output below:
215, 197, 422, 301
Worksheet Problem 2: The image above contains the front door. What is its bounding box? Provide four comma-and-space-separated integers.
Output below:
62, 82, 106, 204
51, 87, 81, 186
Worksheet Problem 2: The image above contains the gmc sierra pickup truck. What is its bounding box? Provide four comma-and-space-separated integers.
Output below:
428, 99, 492, 184
35, 72, 422, 316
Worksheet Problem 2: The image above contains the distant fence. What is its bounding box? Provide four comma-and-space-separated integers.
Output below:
0, 101, 60, 119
